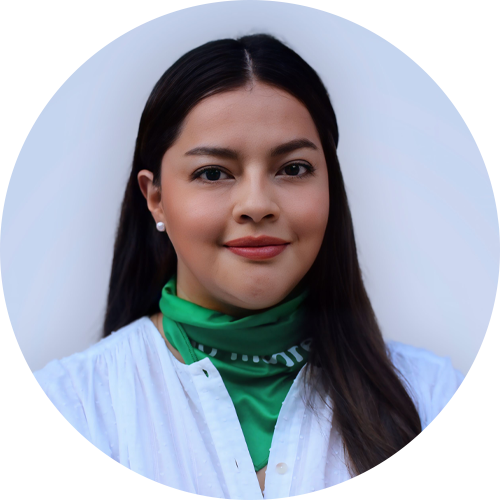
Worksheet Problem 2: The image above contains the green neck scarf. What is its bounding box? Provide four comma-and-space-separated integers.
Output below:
159, 275, 310, 471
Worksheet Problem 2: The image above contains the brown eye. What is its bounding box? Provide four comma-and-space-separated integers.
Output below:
192, 162, 316, 184
278, 163, 314, 177
194, 167, 230, 182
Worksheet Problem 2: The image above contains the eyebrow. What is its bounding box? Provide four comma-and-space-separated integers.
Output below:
184, 138, 318, 159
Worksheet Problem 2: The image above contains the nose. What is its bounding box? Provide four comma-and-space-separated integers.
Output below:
232, 169, 280, 224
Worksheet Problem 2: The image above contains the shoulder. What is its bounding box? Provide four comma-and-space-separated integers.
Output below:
386, 340, 460, 380
386, 341, 465, 429
33, 317, 161, 434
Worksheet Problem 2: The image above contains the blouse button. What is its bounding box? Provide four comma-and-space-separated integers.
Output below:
276, 463, 288, 475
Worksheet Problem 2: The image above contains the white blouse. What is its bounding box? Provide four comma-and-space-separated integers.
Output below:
34, 317, 464, 499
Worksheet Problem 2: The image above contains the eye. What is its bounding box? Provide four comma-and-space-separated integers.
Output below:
192, 167, 231, 182
281, 162, 316, 178
192, 162, 316, 184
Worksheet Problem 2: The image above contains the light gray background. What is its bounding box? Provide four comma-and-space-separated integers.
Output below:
1, 1, 498, 374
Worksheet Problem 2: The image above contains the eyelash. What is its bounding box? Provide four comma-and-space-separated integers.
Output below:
192, 162, 316, 183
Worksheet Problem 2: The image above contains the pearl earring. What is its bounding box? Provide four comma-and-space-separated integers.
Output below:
156, 221, 165, 232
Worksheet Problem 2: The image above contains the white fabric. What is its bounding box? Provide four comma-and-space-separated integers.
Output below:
34, 317, 464, 499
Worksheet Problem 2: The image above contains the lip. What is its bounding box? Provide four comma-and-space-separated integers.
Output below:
224, 235, 289, 247
226, 245, 288, 259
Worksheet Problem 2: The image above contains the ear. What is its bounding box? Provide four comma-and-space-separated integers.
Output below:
137, 170, 165, 227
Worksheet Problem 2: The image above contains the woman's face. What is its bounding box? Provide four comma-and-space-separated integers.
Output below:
138, 82, 330, 316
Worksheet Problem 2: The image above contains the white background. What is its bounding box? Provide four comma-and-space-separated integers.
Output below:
0, 0, 500, 380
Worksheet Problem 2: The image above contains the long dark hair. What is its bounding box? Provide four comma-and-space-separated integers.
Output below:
103, 33, 422, 475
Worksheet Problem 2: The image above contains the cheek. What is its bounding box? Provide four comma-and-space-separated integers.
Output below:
162, 188, 228, 250
288, 187, 329, 247
161, 179, 329, 267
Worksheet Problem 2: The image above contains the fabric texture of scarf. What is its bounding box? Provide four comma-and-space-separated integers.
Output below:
159, 274, 310, 471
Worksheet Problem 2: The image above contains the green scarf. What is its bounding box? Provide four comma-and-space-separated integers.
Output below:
159, 275, 310, 471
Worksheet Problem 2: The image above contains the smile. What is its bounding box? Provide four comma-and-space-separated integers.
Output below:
225, 244, 289, 260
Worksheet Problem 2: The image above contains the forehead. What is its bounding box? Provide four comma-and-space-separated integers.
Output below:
175, 82, 320, 150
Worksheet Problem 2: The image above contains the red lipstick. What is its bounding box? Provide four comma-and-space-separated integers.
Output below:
223, 235, 290, 260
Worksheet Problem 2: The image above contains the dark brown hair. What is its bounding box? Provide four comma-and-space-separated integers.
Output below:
103, 33, 422, 475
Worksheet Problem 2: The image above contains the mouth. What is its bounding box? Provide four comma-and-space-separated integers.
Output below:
224, 244, 289, 260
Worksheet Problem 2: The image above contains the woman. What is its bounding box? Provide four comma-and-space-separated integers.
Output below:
34, 34, 463, 498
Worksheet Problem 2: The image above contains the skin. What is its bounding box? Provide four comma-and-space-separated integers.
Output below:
138, 81, 330, 494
